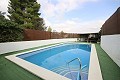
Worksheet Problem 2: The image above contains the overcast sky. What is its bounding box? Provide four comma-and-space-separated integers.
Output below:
0, 0, 120, 33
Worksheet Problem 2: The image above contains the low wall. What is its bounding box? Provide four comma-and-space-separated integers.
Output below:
101, 34, 120, 67
0, 38, 77, 54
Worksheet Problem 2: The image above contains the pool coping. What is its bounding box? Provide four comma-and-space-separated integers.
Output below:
88, 44, 103, 80
5, 43, 103, 80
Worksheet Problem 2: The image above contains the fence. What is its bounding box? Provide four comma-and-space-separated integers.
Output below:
101, 7, 120, 35
23, 29, 79, 41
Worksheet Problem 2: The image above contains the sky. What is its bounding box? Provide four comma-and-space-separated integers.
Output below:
0, 0, 120, 33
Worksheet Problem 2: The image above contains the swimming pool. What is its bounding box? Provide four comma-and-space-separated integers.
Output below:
17, 44, 91, 80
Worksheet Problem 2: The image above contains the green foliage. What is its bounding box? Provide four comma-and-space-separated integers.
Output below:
47, 26, 52, 32
20, 23, 34, 29
0, 11, 6, 20
8, 0, 45, 30
0, 12, 23, 42
33, 17, 45, 30
61, 31, 64, 34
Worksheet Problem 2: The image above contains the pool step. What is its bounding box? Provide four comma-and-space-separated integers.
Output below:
51, 65, 79, 73
51, 65, 88, 76
64, 71, 88, 80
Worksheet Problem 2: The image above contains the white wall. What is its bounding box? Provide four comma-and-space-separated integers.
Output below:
101, 34, 120, 67
0, 38, 77, 54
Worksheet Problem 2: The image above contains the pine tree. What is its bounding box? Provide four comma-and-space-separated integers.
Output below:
47, 26, 52, 32
0, 11, 6, 20
0, 11, 23, 42
8, 0, 45, 30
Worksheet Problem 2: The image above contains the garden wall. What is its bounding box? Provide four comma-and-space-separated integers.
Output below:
0, 38, 77, 54
101, 7, 120, 67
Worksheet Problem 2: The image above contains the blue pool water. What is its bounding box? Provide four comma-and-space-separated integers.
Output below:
18, 44, 91, 80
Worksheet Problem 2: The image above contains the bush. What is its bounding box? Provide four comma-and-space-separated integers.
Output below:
0, 19, 23, 42
20, 23, 34, 29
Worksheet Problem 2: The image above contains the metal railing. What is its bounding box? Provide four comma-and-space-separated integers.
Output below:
66, 58, 82, 80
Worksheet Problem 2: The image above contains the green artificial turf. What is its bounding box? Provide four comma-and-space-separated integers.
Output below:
95, 44, 120, 80
0, 55, 44, 80
0, 43, 60, 80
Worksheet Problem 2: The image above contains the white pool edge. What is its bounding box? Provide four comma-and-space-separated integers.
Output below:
88, 44, 103, 80
5, 43, 103, 80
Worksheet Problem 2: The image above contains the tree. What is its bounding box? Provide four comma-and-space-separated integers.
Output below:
60, 31, 64, 34
0, 11, 6, 20
0, 11, 23, 42
8, 0, 45, 30
47, 26, 52, 32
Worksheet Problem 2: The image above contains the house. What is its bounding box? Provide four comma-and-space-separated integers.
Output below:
78, 33, 100, 43
101, 7, 120, 67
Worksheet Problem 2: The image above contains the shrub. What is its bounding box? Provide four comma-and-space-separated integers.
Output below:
0, 19, 23, 42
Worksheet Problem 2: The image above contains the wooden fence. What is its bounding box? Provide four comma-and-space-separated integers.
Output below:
101, 7, 120, 35
23, 29, 79, 41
